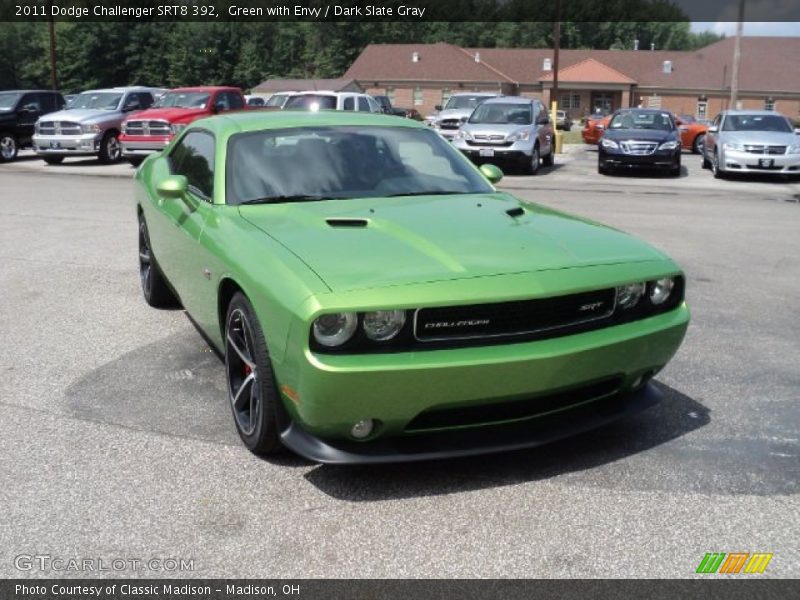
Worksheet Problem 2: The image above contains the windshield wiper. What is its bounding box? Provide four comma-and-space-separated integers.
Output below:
239, 194, 330, 205
384, 190, 471, 197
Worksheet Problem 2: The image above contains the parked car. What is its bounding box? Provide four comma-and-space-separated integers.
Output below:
582, 113, 611, 144
246, 97, 265, 107
372, 95, 395, 114
427, 92, 499, 141
453, 96, 555, 175
702, 110, 800, 179
598, 108, 682, 176
264, 92, 295, 108
0, 89, 65, 162
135, 111, 689, 463
32, 86, 159, 164
395, 107, 423, 121
674, 114, 709, 154
283, 91, 382, 113
119, 86, 249, 165
556, 110, 572, 131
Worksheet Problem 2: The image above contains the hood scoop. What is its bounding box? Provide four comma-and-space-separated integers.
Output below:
326, 217, 369, 228
506, 207, 525, 218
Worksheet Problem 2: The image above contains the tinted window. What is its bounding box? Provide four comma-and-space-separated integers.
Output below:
38, 93, 61, 113
170, 131, 215, 199
357, 97, 371, 112
20, 93, 42, 112
444, 95, 494, 110
0, 92, 22, 110
154, 92, 211, 109
224, 91, 244, 110
343, 97, 355, 111
722, 114, 792, 133
70, 92, 123, 110
284, 95, 337, 111
247, 97, 265, 106
609, 111, 674, 131
469, 103, 532, 125
265, 94, 288, 107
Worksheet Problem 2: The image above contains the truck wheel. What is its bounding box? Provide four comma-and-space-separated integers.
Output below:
0, 132, 18, 162
98, 131, 122, 164
43, 156, 64, 165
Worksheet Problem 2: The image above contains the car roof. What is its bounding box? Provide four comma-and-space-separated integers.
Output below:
78, 87, 158, 94
291, 91, 365, 96
198, 110, 426, 135
721, 109, 786, 116
480, 96, 534, 105
166, 86, 240, 93
0, 89, 59, 94
449, 92, 498, 97
614, 108, 670, 114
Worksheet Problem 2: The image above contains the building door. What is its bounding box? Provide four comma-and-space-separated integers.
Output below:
591, 93, 613, 114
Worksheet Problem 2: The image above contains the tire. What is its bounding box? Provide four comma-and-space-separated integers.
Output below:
98, 130, 121, 164
225, 292, 283, 455
0, 132, 18, 163
526, 145, 540, 175
127, 156, 144, 167
670, 156, 682, 177
692, 134, 705, 155
542, 147, 554, 167
138, 213, 180, 309
701, 152, 711, 169
711, 150, 725, 179
43, 156, 64, 165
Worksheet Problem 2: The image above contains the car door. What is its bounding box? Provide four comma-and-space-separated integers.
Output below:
15, 93, 44, 143
152, 129, 217, 310
705, 113, 722, 158
535, 102, 553, 155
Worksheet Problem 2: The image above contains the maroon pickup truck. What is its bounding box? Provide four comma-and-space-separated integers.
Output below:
119, 86, 248, 165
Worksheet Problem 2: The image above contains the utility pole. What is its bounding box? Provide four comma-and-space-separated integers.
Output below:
551, 0, 561, 153
47, 0, 58, 90
730, 0, 745, 109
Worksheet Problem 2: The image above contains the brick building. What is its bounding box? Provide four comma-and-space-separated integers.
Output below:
344, 37, 800, 121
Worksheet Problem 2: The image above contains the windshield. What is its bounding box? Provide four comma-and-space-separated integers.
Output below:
69, 92, 123, 110
469, 103, 532, 125
722, 114, 792, 133
226, 126, 493, 205
609, 111, 674, 131
283, 95, 337, 111
265, 94, 288, 107
0, 93, 22, 110
153, 92, 210, 109
444, 95, 493, 111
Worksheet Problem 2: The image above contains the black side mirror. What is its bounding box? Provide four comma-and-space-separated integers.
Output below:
434, 104, 442, 111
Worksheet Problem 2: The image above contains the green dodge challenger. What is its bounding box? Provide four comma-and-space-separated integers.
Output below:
135, 110, 689, 464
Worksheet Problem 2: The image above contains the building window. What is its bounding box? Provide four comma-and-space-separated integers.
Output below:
385, 87, 395, 104
764, 97, 775, 111
441, 88, 451, 106
560, 94, 580, 109
413, 87, 423, 106
697, 100, 708, 119
647, 95, 662, 109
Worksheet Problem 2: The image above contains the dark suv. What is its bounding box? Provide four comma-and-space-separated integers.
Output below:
0, 90, 65, 162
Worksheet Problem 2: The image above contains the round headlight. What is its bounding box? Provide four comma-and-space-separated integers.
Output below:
362, 310, 406, 341
616, 282, 645, 310
649, 277, 675, 305
312, 313, 357, 347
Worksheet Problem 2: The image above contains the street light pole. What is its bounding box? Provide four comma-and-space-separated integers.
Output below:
730, 0, 745, 109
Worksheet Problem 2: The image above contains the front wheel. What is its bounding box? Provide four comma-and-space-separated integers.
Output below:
98, 131, 121, 164
542, 147, 554, 167
693, 134, 705, 155
712, 150, 725, 179
0, 132, 18, 162
526, 145, 540, 175
138, 213, 180, 308
225, 293, 283, 455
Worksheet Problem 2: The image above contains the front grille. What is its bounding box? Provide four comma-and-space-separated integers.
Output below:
405, 377, 623, 431
620, 141, 658, 155
440, 119, 462, 130
466, 139, 514, 147
743, 145, 786, 155
414, 288, 616, 342
124, 120, 170, 136
37, 121, 81, 135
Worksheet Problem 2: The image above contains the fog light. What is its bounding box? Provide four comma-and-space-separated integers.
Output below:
351, 419, 374, 439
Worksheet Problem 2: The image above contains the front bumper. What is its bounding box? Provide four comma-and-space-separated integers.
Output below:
276, 303, 689, 463
435, 128, 460, 141
32, 133, 102, 156
599, 148, 680, 170
120, 134, 173, 157
453, 138, 535, 162
720, 149, 800, 174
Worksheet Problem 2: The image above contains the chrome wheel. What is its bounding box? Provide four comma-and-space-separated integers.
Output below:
0, 134, 17, 161
107, 135, 121, 161
226, 308, 261, 437
712, 150, 723, 178
529, 146, 540, 175
693, 135, 704, 155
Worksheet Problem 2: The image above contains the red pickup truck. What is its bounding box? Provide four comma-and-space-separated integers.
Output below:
120, 86, 248, 165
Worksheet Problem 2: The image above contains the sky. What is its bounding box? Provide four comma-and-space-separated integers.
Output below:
690, 21, 800, 36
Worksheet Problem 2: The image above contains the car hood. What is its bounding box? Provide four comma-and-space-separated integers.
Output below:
602, 128, 675, 142
125, 107, 209, 123
40, 108, 118, 123
462, 122, 529, 136
436, 109, 474, 122
239, 193, 666, 292
720, 130, 798, 145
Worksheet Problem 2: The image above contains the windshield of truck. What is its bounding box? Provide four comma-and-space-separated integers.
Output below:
444, 95, 493, 111
283, 95, 337, 111
265, 94, 290, 107
69, 92, 123, 110
153, 92, 211, 109
0, 93, 22, 111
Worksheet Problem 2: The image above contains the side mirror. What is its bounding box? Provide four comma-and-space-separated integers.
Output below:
707, 125, 718, 133
434, 104, 442, 111
157, 175, 188, 199
479, 163, 503, 184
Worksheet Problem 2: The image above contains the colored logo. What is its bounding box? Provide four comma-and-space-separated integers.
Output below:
696, 552, 773, 574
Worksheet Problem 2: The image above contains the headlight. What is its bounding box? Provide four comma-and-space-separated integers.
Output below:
723, 142, 744, 151
362, 310, 406, 341
171, 123, 187, 135
616, 282, 645, 310
600, 138, 619, 149
312, 313, 358, 347
658, 140, 680, 150
81, 123, 101, 134
456, 129, 472, 140
507, 129, 531, 142
649, 277, 675, 305
787, 144, 800, 154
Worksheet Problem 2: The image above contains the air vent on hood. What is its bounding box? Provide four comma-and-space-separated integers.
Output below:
506, 207, 525, 218
325, 218, 369, 228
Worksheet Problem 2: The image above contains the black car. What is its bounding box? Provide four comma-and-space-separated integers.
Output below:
598, 108, 682, 176
0, 90, 65, 162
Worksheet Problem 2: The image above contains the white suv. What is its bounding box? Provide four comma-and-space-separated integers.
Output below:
283, 91, 382, 113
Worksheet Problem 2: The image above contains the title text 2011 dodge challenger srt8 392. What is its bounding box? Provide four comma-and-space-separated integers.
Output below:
135, 110, 689, 464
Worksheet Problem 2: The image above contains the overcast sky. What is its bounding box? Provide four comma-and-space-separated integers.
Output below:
691, 21, 800, 36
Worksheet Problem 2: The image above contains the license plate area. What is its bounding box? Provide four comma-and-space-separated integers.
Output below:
758, 158, 774, 168
50, 141, 61, 149
479, 148, 495, 157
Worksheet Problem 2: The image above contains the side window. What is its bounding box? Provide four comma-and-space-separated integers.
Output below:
343, 96, 355, 111
214, 94, 230, 111
38, 93, 58, 113
226, 92, 244, 110
20, 93, 42, 112
713, 114, 722, 129
357, 96, 371, 112
170, 131, 215, 200
139, 93, 154, 109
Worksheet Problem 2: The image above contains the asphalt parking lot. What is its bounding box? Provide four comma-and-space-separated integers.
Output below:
1, 146, 798, 578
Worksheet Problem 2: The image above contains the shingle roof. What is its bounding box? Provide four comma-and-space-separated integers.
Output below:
539, 58, 637, 84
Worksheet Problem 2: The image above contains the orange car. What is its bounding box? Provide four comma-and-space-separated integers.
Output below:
674, 114, 710, 154
582, 114, 612, 144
